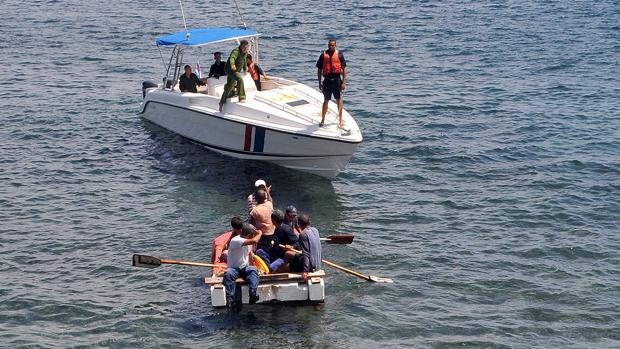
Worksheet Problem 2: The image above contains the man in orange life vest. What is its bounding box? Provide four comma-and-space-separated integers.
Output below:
247, 54, 268, 91
316, 39, 347, 128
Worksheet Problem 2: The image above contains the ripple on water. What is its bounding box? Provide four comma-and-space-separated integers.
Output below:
1, 0, 619, 348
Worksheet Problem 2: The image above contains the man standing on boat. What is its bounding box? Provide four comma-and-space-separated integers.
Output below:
208, 51, 226, 79
223, 223, 262, 308
247, 54, 268, 91
316, 39, 347, 128
219, 40, 250, 112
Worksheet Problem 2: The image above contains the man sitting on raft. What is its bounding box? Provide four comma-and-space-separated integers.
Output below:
223, 223, 262, 308
281, 214, 322, 275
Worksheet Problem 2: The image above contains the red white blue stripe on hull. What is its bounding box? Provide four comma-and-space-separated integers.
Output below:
244, 125, 266, 153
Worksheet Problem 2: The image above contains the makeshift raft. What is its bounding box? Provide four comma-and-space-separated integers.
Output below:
205, 231, 326, 307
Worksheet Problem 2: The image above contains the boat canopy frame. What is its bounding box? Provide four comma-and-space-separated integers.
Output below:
155, 27, 261, 91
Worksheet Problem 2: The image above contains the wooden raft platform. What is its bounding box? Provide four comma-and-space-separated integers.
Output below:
205, 270, 326, 285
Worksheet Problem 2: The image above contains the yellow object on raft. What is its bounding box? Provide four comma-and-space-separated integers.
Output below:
252, 254, 270, 275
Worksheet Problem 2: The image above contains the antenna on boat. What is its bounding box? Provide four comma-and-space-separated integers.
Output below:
178, 0, 190, 40
232, 0, 247, 28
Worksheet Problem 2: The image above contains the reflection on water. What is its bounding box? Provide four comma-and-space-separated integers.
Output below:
141, 120, 344, 232
4, 0, 619, 346
198, 305, 329, 347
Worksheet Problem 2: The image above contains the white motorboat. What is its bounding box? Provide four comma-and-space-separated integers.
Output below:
140, 27, 362, 178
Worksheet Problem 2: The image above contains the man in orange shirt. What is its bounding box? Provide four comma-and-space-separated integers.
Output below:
249, 189, 275, 251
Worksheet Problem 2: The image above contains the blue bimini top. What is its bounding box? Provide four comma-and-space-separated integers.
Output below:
155, 27, 259, 47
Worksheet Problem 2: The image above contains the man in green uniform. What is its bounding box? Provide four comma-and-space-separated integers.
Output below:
219, 40, 250, 112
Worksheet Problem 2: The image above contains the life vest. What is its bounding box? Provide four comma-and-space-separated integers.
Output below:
322, 50, 342, 76
252, 254, 270, 274
248, 61, 259, 80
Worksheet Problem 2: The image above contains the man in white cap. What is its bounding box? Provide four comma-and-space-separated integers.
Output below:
247, 179, 272, 215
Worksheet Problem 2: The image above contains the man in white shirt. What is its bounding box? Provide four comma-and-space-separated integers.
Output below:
223, 223, 263, 308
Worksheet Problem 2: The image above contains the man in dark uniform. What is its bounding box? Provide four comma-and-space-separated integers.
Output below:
316, 39, 347, 128
208, 51, 226, 79
179, 65, 206, 93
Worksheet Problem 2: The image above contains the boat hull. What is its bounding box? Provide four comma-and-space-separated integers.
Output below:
140, 87, 361, 178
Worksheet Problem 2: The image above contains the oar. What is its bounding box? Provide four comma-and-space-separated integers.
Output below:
132, 254, 219, 269
279, 245, 393, 283
321, 259, 393, 283
320, 234, 354, 244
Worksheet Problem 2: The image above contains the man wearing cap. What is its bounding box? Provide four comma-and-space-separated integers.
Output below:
249, 189, 275, 237
223, 223, 262, 308
267, 209, 299, 272
208, 51, 226, 79
247, 179, 272, 214
284, 205, 301, 234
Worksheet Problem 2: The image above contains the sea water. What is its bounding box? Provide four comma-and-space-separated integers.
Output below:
1, 0, 619, 347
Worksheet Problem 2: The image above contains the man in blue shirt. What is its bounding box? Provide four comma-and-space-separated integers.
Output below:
288, 214, 322, 273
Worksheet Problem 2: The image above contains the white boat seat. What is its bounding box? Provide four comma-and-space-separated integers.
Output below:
207, 77, 226, 96
206, 73, 256, 97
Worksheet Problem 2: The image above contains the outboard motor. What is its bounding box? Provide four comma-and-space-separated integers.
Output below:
142, 80, 158, 98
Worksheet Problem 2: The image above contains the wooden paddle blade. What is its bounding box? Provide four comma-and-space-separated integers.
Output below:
368, 275, 394, 283
132, 254, 161, 268
324, 234, 354, 244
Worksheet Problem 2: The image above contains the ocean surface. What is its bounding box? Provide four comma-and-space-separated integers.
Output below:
1, 0, 619, 348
